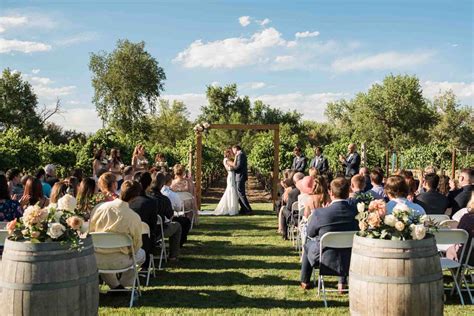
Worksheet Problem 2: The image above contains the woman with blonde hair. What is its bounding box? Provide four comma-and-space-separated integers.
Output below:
171, 164, 199, 224
131, 145, 148, 174
109, 148, 124, 188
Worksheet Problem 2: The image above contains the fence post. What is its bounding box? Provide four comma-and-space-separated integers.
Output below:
385, 149, 390, 176
195, 132, 203, 210
451, 147, 456, 179
361, 142, 367, 166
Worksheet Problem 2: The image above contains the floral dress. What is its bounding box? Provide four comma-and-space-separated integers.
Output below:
0, 199, 23, 222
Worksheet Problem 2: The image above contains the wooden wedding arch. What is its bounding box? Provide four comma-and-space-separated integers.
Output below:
195, 124, 280, 209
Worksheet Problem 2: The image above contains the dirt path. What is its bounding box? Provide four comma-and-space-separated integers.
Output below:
202, 174, 272, 204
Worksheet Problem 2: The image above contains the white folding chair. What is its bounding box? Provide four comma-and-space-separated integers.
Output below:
317, 231, 357, 308
461, 242, 474, 304
428, 214, 450, 224
175, 191, 196, 230
288, 202, 299, 244
433, 229, 471, 305
0, 229, 8, 259
439, 219, 459, 229
155, 215, 168, 270
140, 222, 156, 286
90, 232, 141, 307
296, 198, 307, 254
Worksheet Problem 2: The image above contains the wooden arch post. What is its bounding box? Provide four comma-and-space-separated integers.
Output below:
195, 124, 280, 210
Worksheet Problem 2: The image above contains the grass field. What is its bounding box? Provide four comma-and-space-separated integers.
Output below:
99, 203, 473, 315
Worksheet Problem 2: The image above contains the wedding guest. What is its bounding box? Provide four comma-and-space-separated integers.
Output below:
148, 173, 183, 256
6, 168, 23, 200
275, 169, 292, 214
90, 180, 145, 290
452, 193, 474, 222
132, 145, 149, 174
303, 175, 330, 217
308, 167, 319, 178
71, 168, 84, 183
171, 164, 198, 223
291, 146, 307, 173
447, 198, 474, 267
385, 175, 425, 216
438, 175, 451, 196
449, 168, 474, 213
399, 170, 417, 201
109, 148, 124, 188
36, 169, 51, 198
338, 143, 361, 178
93, 148, 109, 179
97, 172, 119, 201
309, 146, 329, 175
76, 178, 98, 220
368, 170, 386, 200
64, 176, 79, 196
280, 172, 304, 239
154, 153, 169, 172
161, 173, 184, 212
44, 164, 59, 187
123, 166, 134, 182
129, 172, 159, 265
415, 173, 449, 215
349, 175, 366, 199
300, 177, 358, 292
359, 167, 372, 192
21, 177, 49, 208
0, 174, 23, 222
49, 181, 68, 204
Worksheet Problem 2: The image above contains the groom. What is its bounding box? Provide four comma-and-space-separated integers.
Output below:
232, 145, 253, 215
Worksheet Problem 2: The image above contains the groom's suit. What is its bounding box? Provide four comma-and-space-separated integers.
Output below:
233, 151, 252, 214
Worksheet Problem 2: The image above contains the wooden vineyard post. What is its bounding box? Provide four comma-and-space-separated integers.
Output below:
196, 132, 203, 210
385, 149, 390, 176
451, 147, 456, 179
272, 126, 280, 209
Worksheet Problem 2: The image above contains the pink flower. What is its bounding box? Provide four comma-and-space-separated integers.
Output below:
66, 216, 84, 230
30, 231, 41, 238
367, 213, 382, 228
368, 200, 387, 218
6, 218, 17, 235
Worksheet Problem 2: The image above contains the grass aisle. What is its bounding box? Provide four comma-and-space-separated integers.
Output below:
99, 203, 472, 315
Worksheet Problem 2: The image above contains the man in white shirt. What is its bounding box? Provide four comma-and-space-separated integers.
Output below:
385, 175, 425, 216
161, 173, 183, 212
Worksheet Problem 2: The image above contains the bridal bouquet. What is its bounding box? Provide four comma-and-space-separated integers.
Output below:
6, 194, 88, 249
356, 200, 436, 240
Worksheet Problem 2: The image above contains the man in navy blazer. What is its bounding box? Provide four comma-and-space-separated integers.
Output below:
300, 177, 358, 292
309, 146, 329, 175
339, 143, 361, 178
291, 146, 307, 173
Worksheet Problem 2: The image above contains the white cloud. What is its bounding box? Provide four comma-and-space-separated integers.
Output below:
24, 74, 75, 99
0, 38, 51, 53
55, 32, 98, 46
239, 16, 251, 27
295, 31, 320, 38
173, 27, 287, 69
257, 18, 271, 26
50, 107, 102, 133
161, 93, 207, 119
242, 82, 266, 90
0, 16, 28, 33
422, 81, 474, 104
31, 68, 40, 74
331, 51, 433, 72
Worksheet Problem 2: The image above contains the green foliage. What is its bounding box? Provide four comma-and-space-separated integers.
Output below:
37, 140, 78, 177
0, 129, 40, 172
89, 39, 166, 137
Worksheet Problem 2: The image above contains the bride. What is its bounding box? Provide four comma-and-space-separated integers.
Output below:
214, 148, 240, 216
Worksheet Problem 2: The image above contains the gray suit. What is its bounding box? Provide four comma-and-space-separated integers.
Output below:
234, 151, 252, 213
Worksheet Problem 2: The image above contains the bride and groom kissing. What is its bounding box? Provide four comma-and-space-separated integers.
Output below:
214, 145, 253, 216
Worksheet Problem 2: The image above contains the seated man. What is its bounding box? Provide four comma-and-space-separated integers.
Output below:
368, 170, 386, 200
300, 177, 358, 292
385, 175, 425, 216
280, 172, 304, 239
90, 180, 145, 290
414, 173, 449, 215
148, 173, 184, 258
448, 168, 474, 213
348, 174, 367, 204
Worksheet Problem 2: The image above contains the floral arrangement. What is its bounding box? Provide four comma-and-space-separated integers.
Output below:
193, 122, 210, 134
356, 200, 436, 240
6, 194, 88, 249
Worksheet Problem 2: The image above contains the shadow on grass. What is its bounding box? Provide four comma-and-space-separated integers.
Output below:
183, 240, 297, 258
99, 288, 350, 309
169, 257, 300, 271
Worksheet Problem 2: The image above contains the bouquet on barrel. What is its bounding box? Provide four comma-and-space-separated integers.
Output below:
356, 199, 437, 240
6, 194, 88, 249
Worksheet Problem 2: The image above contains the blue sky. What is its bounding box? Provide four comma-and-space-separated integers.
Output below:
1, 0, 472, 132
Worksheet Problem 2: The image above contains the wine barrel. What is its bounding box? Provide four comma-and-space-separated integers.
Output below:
0, 237, 99, 316
349, 235, 443, 316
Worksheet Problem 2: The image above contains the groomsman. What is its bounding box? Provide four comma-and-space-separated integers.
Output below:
338, 143, 361, 178
309, 146, 329, 175
291, 146, 307, 173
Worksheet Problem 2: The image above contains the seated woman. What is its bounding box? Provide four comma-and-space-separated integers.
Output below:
170, 164, 198, 224
21, 177, 49, 208
49, 181, 68, 205
76, 178, 98, 221
0, 174, 23, 222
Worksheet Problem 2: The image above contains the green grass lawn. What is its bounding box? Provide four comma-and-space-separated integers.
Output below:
99, 203, 473, 315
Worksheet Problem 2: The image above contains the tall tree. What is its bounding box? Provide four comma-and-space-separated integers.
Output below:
89, 39, 166, 136
0, 68, 43, 136
149, 99, 192, 147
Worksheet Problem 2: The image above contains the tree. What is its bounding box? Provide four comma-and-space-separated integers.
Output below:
0, 68, 43, 136
430, 90, 474, 148
89, 39, 166, 136
148, 99, 192, 147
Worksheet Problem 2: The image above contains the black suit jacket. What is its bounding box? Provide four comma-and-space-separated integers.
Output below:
343, 152, 361, 177
309, 155, 329, 174
285, 186, 300, 215
449, 185, 473, 213
129, 194, 158, 254
304, 201, 358, 276
291, 156, 307, 173
415, 190, 449, 215
234, 151, 248, 182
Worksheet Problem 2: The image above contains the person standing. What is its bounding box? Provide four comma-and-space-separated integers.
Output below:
309, 146, 329, 175
291, 146, 307, 173
231, 145, 252, 215
339, 143, 361, 178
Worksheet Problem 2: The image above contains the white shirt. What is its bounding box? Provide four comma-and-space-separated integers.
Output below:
161, 185, 183, 212
330, 199, 346, 205
386, 198, 426, 216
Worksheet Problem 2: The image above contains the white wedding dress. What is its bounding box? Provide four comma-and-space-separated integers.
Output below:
214, 158, 240, 216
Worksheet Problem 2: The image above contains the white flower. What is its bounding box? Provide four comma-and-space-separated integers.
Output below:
420, 215, 428, 223
357, 202, 365, 213
383, 214, 397, 227
395, 221, 405, 231
203, 122, 210, 129
410, 224, 426, 240
57, 194, 77, 212
47, 223, 66, 239
53, 210, 63, 222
